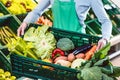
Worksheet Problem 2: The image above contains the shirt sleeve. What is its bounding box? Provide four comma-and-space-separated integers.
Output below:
23, 0, 50, 23
91, 0, 112, 40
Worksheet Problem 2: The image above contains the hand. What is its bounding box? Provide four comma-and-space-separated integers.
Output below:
96, 38, 108, 51
17, 22, 28, 36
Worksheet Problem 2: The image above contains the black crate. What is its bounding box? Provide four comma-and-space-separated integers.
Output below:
10, 24, 100, 80
0, 50, 11, 72
0, 15, 21, 35
0, 2, 10, 15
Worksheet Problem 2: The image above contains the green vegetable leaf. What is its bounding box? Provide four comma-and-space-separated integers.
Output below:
84, 61, 93, 68
102, 73, 115, 80
24, 25, 56, 59
77, 72, 84, 80
24, 27, 37, 42
101, 63, 113, 75
94, 56, 109, 66
81, 66, 102, 80
93, 43, 110, 60
110, 66, 120, 77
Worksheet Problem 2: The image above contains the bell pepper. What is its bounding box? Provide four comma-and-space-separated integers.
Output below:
52, 48, 65, 59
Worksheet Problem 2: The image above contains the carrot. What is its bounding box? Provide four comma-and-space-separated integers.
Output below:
84, 54, 92, 60
84, 45, 97, 60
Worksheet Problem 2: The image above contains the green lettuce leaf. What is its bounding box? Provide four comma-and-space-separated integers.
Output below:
94, 56, 110, 66
93, 43, 111, 60
101, 63, 113, 75
110, 66, 120, 77
24, 27, 38, 42
81, 66, 102, 80
102, 73, 115, 80
24, 25, 56, 59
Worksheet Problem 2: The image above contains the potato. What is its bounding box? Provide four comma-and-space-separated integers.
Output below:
55, 60, 71, 67
54, 56, 68, 63
68, 53, 76, 62
75, 53, 85, 59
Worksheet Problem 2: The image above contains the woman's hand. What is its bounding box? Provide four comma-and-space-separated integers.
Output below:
96, 38, 108, 51
17, 22, 28, 36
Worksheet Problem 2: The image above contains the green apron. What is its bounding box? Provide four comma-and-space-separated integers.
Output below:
52, 0, 85, 33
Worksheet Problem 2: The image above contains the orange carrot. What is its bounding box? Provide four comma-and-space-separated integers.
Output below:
84, 45, 97, 60
84, 54, 92, 60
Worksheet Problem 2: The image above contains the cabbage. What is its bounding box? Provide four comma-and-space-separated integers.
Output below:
33, 33, 56, 59
24, 25, 56, 59
23, 27, 37, 42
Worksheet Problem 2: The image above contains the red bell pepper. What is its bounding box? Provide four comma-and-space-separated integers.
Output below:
52, 48, 65, 59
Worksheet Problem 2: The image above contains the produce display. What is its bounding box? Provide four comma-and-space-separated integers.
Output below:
76, 44, 120, 80
0, 26, 17, 45
0, 0, 37, 14
53, 43, 97, 68
0, 68, 16, 80
2, 25, 120, 80
4, 25, 97, 67
0, 1, 120, 80
36, 16, 53, 26
6, 25, 56, 60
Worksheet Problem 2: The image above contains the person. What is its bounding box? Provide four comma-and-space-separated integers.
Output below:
17, 0, 112, 51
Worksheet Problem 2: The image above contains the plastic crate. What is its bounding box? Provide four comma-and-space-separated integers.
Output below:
102, 0, 120, 14
0, 50, 11, 72
0, 15, 21, 56
16, 13, 27, 22
85, 2, 120, 35
0, 15, 21, 35
0, 15, 21, 72
0, 2, 10, 15
10, 24, 100, 80
85, 18, 120, 36
102, 0, 120, 29
11, 43, 111, 80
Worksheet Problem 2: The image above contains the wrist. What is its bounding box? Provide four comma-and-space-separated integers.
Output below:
22, 22, 29, 27
102, 38, 109, 44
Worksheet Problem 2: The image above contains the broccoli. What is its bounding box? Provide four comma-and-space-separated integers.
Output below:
57, 38, 75, 51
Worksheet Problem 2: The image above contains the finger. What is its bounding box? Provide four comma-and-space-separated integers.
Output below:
99, 43, 104, 49
17, 28, 21, 36
96, 41, 103, 51
96, 44, 101, 51
44, 19, 48, 25
21, 27, 25, 36
97, 41, 105, 51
